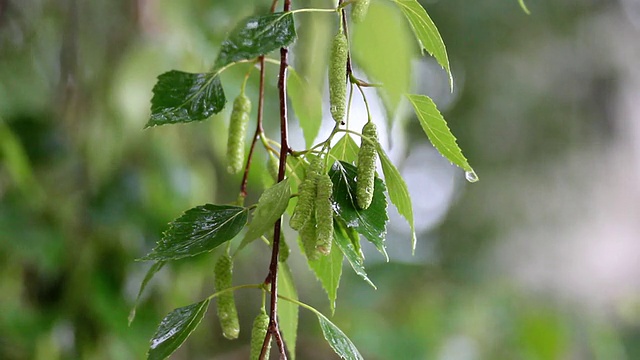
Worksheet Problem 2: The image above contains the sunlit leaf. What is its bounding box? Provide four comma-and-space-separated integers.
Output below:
393, 0, 453, 88
377, 145, 416, 252
140, 205, 248, 261
306, 238, 343, 314
334, 220, 375, 288
146, 71, 225, 127
214, 12, 296, 69
278, 264, 299, 360
238, 180, 291, 252
316, 312, 364, 360
329, 161, 388, 260
288, 68, 322, 148
352, 1, 413, 115
406, 94, 477, 180
147, 299, 210, 360
129, 261, 165, 325
329, 134, 360, 166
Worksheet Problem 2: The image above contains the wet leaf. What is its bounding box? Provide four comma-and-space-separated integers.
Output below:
214, 12, 296, 69
377, 145, 416, 252
146, 71, 225, 127
406, 94, 477, 180
334, 219, 375, 288
140, 205, 248, 261
147, 299, 210, 360
329, 161, 388, 259
316, 312, 364, 360
129, 261, 165, 325
393, 0, 453, 88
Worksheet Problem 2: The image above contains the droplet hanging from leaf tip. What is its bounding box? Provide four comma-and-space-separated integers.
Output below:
465, 170, 479, 183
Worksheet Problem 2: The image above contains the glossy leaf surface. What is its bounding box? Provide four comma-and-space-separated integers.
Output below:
239, 180, 290, 251
316, 312, 364, 360
146, 71, 225, 127
147, 299, 210, 360
329, 161, 388, 259
214, 12, 296, 69
140, 205, 248, 261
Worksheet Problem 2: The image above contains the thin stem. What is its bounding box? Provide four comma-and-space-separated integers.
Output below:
205, 283, 264, 301
288, 8, 338, 15
239, 56, 267, 199
338, 0, 353, 78
259, 0, 291, 358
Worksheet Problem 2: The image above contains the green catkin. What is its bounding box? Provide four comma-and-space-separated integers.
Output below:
314, 173, 334, 255
278, 231, 290, 263
289, 158, 323, 230
214, 254, 240, 339
329, 31, 348, 123
300, 213, 320, 261
250, 310, 270, 360
226, 94, 251, 174
356, 121, 378, 209
351, 0, 370, 24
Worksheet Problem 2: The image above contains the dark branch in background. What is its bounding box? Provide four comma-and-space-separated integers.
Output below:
259, 0, 290, 359
240, 56, 266, 199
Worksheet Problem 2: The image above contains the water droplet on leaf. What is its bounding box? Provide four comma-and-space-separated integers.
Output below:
465, 171, 479, 183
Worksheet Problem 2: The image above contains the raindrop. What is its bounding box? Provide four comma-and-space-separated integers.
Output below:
464, 171, 479, 183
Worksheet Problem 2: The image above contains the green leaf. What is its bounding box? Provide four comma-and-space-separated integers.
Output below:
238, 180, 291, 252
214, 12, 297, 69
518, 0, 531, 14
393, 0, 453, 88
406, 94, 477, 180
147, 299, 210, 360
288, 68, 322, 148
306, 238, 343, 314
278, 264, 299, 360
329, 134, 360, 166
334, 220, 375, 288
329, 161, 389, 260
129, 261, 165, 325
146, 71, 225, 127
316, 312, 364, 360
377, 145, 417, 252
140, 205, 248, 261
352, 1, 413, 114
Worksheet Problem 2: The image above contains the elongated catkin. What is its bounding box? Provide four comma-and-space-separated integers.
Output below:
249, 310, 270, 360
329, 31, 348, 123
289, 158, 323, 230
214, 254, 240, 339
356, 121, 378, 209
314, 173, 334, 255
227, 94, 251, 174
351, 0, 370, 23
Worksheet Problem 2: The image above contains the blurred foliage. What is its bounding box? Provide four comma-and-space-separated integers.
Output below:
1, 0, 638, 359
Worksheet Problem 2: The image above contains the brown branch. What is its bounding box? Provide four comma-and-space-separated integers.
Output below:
259, 0, 291, 358
239, 57, 267, 199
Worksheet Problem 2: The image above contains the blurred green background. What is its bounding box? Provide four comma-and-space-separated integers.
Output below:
2, 0, 640, 359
